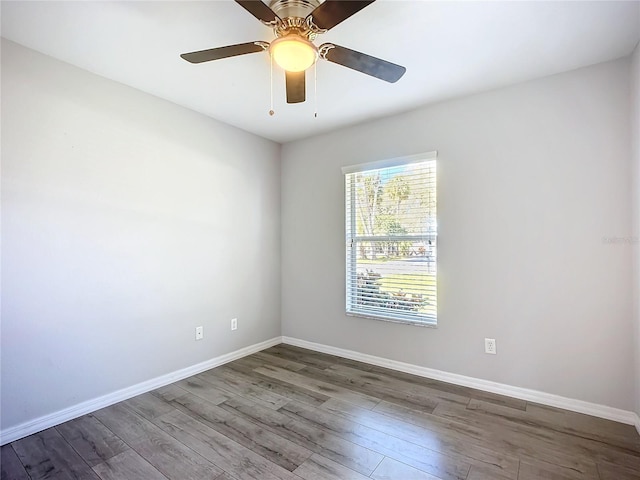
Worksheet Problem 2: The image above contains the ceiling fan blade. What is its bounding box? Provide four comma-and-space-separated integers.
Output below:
320, 44, 406, 83
235, 1, 280, 24
180, 42, 267, 64
307, 1, 375, 31
286, 71, 306, 104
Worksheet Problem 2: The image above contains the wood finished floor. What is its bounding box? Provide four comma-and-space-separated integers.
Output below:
2, 344, 640, 480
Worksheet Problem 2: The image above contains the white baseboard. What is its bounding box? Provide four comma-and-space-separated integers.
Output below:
282, 336, 639, 427
0, 336, 282, 446
4, 335, 637, 445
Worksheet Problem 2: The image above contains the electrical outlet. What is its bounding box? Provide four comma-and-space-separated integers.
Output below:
231, 318, 237, 331
195, 326, 204, 340
484, 338, 496, 354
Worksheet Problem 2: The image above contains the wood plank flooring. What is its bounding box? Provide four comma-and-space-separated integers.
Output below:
2, 344, 639, 480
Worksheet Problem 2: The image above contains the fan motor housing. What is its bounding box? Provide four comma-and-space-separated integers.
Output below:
269, 0, 320, 21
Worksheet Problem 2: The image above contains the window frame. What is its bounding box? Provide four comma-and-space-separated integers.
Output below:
343, 152, 438, 327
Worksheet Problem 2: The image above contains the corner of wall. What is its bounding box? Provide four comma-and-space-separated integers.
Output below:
630, 40, 640, 419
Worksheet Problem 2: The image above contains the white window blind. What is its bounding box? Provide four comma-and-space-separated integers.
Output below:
345, 155, 437, 325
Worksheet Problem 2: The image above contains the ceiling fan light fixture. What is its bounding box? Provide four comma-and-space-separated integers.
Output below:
270, 35, 318, 72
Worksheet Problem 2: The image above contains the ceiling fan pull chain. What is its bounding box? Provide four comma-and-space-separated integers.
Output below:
314, 62, 318, 118
269, 52, 275, 116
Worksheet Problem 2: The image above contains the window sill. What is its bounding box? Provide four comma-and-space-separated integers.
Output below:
346, 311, 437, 328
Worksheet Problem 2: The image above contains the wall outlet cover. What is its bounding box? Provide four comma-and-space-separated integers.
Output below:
484, 338, 496, 354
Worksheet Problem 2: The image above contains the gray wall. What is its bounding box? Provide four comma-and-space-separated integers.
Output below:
2, 36, 637, 435
632, 41, 640, 417
1, 40, 282, 430
281, 58, 634, 410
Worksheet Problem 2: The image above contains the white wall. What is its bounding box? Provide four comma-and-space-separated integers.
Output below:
0, 39, 281, 431
281, 58, 634, 410
631, 41, 640, 417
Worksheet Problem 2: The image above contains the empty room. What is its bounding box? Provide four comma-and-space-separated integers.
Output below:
2, 1, 640, 479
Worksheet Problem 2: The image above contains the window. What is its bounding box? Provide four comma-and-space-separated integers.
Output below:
344, 152, 437, 325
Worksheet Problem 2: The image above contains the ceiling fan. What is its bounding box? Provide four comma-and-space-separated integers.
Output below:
180, 0, 406, 104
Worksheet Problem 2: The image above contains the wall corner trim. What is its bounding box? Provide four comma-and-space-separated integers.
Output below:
281, 336, 639, 427
0, 336, 283, 445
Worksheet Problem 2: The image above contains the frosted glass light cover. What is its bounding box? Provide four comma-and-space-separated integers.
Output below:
270, 36, 318, 72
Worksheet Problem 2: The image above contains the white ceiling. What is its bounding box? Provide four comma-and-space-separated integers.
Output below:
2, 1, 639, 143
